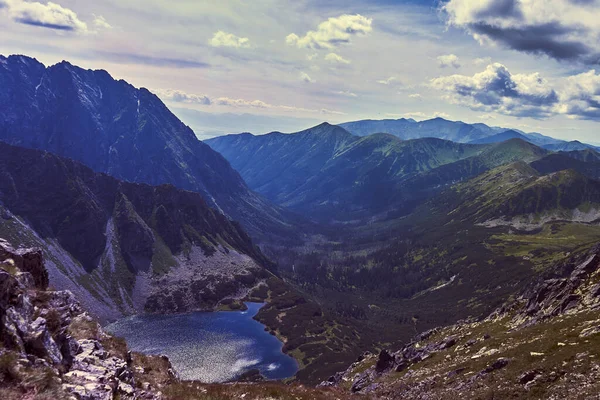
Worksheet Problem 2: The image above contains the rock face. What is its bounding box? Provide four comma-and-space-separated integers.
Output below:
0, 141, 274, 321
0, 238, 168, 399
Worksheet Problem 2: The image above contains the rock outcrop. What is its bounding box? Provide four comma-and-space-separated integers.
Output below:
0, 238, 169, 399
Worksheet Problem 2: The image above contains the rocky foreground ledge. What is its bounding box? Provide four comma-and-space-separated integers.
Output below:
0, 238, 178, 399
0, 238, 350, 400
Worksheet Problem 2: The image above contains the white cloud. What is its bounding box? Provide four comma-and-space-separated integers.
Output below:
151, 89, 212, 105
307, 53, 318, 61
325, 52, 351, 64
209, 31, 250, 48
299, 71, 314, 83
151, 88, 345, 115
1, 0, 88, 32
441, 0, 600, 64
286, 14, 373, 50
430, 63, 559, 118
321, 108, 346, 115
377, 76, 400, 86
474, 57, 491, 66
93, 15, 111, 29
431, 63, 600, 121
408, 93, 422, 99
555, 69, 600, 120
437, 54, 461, 68
336, 90, 358, 97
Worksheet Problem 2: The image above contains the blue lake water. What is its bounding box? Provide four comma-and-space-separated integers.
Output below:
104, 303, 298, 383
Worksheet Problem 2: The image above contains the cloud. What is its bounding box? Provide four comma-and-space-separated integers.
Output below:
336, 90, 358, 97
93, 15, 111, 29
98, 51, 210, 69
299, 71, 314, 83
441, 0, 600, 64
152, 89, 212, 105
210, 31, 250, 48
409, 93, 422, 99
376, 76, 400, 86
286, 14, 372, 49
431, 62, 600, 121
474, 57, 492, 66
325, 52, 350, 64
430, 63, 559, 118
1, 0, 88, 32
437, 54, 461, 68
556, 69, 600, 120
152, 88, 345, 115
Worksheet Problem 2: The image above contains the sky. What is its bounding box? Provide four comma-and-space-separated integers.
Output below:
2, 0, 600, 142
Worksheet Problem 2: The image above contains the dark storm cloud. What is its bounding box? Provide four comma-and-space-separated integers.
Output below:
443, 0, 600, 65
470, 22, 593, 62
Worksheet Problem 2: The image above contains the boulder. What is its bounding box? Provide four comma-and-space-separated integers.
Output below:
375, 350, 395, 373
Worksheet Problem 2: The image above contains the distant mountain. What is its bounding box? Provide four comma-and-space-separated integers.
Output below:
531, 153, 600, 181
383, 138, 549, 217
207, 124, 554, 221
0, 54, 294, 240
543, 140, 598, 152
560, 149, 600, 162
339, 117, 499, 142
206, 123, 359, 204
0, 141, 273, 321
468, 130, 530, 144
338, 117, 569, 148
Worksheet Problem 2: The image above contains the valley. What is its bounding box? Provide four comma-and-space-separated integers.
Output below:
2, 53, 600, 399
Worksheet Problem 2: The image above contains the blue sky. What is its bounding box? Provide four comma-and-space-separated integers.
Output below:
2, 0, 600, 141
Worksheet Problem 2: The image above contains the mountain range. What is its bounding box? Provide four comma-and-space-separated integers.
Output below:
339, 117, 599, 151
3, 53, 600, 396
207, 125, 552, 221
0, 54, 297, 241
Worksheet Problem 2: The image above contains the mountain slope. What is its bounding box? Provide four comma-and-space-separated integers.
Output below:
531, 153, 600, 181
543, 140, 598, 152
468, 129, 531, 144
329, 245, 600, 399
445, 162, 600, 225
0, 141, 273, 321
206, 123, 359, 202
0, 54, 294, 240
207, 125, 486, 221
